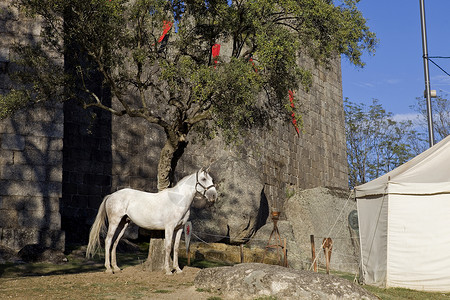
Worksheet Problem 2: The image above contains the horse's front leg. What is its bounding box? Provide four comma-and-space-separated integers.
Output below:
164, 227, 174, 275
173, 227, 183, 273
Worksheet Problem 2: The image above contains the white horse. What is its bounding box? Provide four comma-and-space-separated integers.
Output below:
86, 168, 217, 275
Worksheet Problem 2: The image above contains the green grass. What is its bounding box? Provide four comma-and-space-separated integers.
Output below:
153, 289, 172, 294
0, 249, 144, 278
364, 285, 450, 300
328, 269, 450, 300
178, 257, 233, 269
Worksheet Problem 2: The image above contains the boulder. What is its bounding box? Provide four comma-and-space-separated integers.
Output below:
190, 156, 269, 244
194, 263, 377, 300
18, 244, 67, 264
248, 187, 359, 273
0, 244, 19, 264
284, 187, 359, 273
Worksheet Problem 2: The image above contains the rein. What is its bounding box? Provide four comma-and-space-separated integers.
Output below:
195, 170, 215, 198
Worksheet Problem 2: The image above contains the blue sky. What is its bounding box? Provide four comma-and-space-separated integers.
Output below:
341, 0, 450, 119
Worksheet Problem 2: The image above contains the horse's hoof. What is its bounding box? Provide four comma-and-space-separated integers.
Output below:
174, 268, 183, 274
165, 271, 173, 275
105, 269, 114, 274
113, 268, 122, 273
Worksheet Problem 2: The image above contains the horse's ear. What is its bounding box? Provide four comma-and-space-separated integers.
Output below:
200, 167, 205, 173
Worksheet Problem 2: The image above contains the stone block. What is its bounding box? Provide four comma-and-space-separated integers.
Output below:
39, 229, 65, 250
5, 180, 62, 198
13, 228, 40, 250
1, 133, 25, 150
13, 149, 63, 166
0, 149, 14, 165
0, 164, 60, 182
0, 47, 9, 62
17, 209, 61, 230
77, 184, 102, 196
83, 173, 111, 186
0, 209, 18, 227
4, 196, 59, 213
0, 227, 16, 249
25, 136, 63, 152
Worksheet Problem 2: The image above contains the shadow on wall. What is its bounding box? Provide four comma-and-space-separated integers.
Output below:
0, 101, 65, 251
61, 99, 113, 246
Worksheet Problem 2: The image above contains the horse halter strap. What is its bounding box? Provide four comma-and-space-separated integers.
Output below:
195, 170, 215, 197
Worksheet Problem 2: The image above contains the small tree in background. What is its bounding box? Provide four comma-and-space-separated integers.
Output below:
412, 91, 450, 144
344, 98, 421, 189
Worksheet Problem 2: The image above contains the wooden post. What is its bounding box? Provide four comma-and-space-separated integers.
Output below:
310, 235, 317, 272
240, 244, 244, 263
283, 238, 288, 267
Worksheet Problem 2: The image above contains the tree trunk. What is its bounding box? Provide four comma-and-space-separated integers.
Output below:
157, 136, 188, 191
143, 231, 166, 271
145, 135, 188, 271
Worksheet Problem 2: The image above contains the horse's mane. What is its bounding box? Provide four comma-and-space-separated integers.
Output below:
173, 171, 196, 187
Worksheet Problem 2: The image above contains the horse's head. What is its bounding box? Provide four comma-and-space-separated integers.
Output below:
195, 168, 217, 203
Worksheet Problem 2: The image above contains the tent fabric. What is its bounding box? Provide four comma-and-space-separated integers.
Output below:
355, 134, 450, 292
355, 134, 450, 197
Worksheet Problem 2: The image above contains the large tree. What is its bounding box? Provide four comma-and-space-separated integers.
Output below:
3, 0, 376, 190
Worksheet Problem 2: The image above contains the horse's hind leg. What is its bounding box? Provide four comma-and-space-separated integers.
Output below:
172, 227, 183, 273
110, 217, 130, 273
104, 218, 121, 274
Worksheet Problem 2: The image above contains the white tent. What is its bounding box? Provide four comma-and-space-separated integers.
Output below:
355, 134, 450, 292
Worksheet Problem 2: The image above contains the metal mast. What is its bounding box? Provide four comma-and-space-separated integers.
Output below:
419, 0, 435, 147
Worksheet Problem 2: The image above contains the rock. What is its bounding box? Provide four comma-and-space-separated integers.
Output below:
18, 244, 67, 264
195, 263, 377, 300
284, 187, 359, 273
0, 244, 19, 264
190, 156, 269, 244
247, 187, 359, 273
247, 220, 303, 269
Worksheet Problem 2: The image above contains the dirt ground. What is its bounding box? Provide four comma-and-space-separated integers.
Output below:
0, 244, 227, 300
0, 265, 220, 300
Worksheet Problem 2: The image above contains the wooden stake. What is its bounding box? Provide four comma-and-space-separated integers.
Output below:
310, 235, 317, 272
240, 244, 244, 263
283, 238, 288, 267
187, 249, 191, 266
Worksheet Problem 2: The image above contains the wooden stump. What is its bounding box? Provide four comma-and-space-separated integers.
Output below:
143, 230, 167, 271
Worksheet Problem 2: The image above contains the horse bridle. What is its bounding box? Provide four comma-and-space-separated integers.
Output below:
195, 170, 216, 198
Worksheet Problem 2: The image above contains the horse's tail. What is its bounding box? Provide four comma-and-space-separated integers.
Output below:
86, 195, 109, 258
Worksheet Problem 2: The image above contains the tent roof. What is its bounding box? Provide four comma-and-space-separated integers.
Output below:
355, 134, 450, 197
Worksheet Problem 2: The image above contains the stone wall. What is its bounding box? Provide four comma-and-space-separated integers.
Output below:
0, 2, 348, 248
0, 1, 65, 251
0, 103, 64, 251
